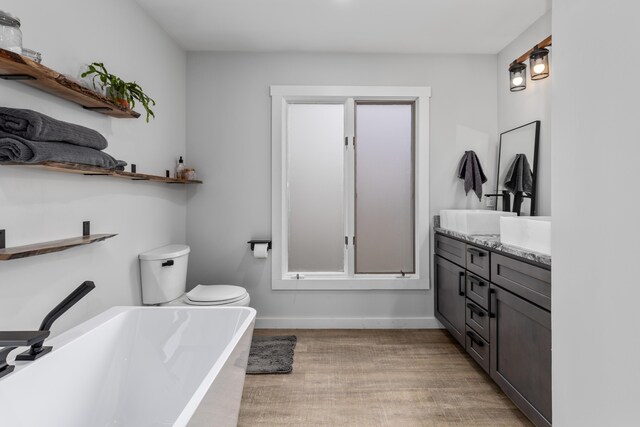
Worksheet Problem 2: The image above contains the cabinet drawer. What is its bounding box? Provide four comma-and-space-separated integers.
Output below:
435, 234, 466, 267
466, 326, 490, 374
466, 244, 490, 280
491, 253, 551, 311
466, 273, 490, 310
466, 300, 489, 342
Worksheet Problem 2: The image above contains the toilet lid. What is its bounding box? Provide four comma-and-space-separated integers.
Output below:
186, 284, 247, 303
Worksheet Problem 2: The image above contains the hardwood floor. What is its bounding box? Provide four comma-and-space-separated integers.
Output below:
238, 329, 532, 426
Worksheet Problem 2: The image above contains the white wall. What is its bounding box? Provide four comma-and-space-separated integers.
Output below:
0, 0, 187, 334
186, 53, 497, 327
497, 11, 551, 215
552, 1, 640, 425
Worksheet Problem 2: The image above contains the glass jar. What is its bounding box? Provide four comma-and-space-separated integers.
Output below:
21, 48, 41, 64
184, 168, 197, 181
0, 10, 22, 53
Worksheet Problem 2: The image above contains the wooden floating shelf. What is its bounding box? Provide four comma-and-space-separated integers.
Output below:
0, 48, 140, 119
0, 234, 117, 261
1, 162, 203, 184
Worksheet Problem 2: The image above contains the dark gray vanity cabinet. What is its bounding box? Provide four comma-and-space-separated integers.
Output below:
490, 284, 551, 427
434, 232, 552, 427
434, 255, 466, 346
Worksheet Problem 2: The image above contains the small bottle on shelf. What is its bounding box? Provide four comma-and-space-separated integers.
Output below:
175, 156, 185, 179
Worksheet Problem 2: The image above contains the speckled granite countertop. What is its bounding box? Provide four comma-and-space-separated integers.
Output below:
433, 217, 551, 267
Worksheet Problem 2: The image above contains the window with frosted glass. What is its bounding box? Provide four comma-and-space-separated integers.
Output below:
354, 103, 415, 274
287, 104, 345, 272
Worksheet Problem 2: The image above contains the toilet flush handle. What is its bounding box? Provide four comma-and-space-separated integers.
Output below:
161, 260, 174, 267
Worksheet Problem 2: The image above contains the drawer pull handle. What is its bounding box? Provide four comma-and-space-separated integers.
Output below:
489, 288, 497, 318
458, 272, 465, 296
468, 275, 486, 287
467, 248, 486, 257
466, 303, 485, 317
161, 260, 174, 267
466, 331, 484, 347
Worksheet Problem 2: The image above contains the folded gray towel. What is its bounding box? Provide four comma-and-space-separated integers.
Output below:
0, 131, 126, 170
504, 153, 533, 194
457, 150, 488, 201
0, 107, 108, 150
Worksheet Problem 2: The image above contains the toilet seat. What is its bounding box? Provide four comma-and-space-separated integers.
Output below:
185, 284, 248, 306
183, 293, 250, 306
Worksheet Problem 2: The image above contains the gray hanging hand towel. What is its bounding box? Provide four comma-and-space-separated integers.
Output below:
0, 107, 108, 150
0, 131, 126, 170
503, 153, 533, 194
457, 150, 488, 201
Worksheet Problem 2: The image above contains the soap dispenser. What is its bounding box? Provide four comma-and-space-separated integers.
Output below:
176, 156, 185, 179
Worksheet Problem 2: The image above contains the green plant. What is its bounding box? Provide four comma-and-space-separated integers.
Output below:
81, 62, 156, 122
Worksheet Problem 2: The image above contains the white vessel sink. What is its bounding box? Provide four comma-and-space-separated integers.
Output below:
500, 216, 552, 255
440, 209, 517, 235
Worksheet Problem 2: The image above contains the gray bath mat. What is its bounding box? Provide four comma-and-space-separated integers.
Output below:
247, 335, 297, 374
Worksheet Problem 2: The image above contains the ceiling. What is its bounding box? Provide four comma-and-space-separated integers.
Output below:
134, 0, 551, 54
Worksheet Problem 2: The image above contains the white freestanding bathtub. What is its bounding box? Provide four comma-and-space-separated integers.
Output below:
0, 306, 256, 427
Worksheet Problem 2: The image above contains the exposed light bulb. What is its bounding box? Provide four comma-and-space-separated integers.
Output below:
533, 63, 546, 74
512, 76, 524, 86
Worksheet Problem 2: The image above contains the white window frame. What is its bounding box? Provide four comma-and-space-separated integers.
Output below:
271, 85, 431, 290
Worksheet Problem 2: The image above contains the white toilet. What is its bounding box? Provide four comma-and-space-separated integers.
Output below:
139, 244, 250, 307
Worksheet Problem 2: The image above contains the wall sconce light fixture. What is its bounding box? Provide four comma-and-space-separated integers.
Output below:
509, 62, 527, 92
530, 45, 550, 80
509, 35, 551, 92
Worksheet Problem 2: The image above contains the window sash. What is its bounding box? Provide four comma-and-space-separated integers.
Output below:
354, 101, 416, 275
286, 103, 347, 274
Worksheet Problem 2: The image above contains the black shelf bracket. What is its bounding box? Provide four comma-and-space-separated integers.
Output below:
0, 74, 36, 81
248, 240, 272, 251
83, 221, 90, 237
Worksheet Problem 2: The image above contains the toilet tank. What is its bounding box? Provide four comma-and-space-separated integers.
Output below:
139, 244, 191, 305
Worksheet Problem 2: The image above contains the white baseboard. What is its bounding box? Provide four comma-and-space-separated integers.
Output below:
255, 316, 443, 329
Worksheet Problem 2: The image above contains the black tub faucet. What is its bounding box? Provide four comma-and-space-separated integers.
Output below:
0, 331, 50, 379
16, 281, 96, 362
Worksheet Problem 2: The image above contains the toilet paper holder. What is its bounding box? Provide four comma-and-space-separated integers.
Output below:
248, 240, 272, 251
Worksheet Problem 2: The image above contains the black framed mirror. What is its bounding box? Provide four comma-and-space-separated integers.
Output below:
495, 121, 540, 216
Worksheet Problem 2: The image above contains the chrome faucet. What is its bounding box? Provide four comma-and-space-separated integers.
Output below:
0, 281, 96, 378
